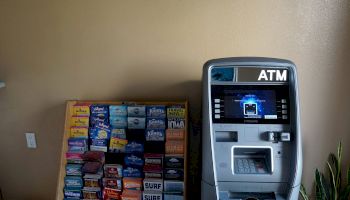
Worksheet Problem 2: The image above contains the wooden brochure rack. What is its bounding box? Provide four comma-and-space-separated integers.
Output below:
56, 100, 188, 200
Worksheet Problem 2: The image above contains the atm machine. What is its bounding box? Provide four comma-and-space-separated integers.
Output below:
201, 57, 302, 200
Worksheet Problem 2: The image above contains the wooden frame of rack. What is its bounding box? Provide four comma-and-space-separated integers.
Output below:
55, 100, 188, 200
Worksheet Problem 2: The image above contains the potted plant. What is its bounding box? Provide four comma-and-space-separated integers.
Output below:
300, 142, 350, 200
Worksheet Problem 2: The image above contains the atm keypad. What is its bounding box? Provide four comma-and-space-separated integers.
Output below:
237, 159, 256, 173
235, 158, 268, 174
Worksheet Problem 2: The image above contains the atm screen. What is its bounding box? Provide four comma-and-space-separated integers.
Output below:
225, 90, 277, 120
211, 85, 290, 124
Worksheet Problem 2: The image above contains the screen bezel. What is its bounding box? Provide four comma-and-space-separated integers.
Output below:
211, 84, 290, 124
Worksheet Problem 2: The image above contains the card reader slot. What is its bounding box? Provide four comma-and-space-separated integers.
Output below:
216, 131, 238, 142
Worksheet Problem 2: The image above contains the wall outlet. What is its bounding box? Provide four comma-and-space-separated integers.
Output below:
25, 132, 37, 148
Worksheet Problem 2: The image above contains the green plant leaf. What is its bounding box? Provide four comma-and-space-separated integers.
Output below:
337, 142, 343, 191
339, 185, 350, 200
307, 142, 348, 200
327, 161, 337, 199
315, 169, 329, 200
321, 172, 331, 199
315, 169, 323, 200
337, 142, 342, 165
327, 153, 338, 199
329, 154, 338, 179
299, 184, 310, 200
347, 167, 350, 186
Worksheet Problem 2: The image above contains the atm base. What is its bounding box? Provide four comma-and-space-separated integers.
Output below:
218, 192, 287, 200
201, 180, 217, 200
227, 192, 275, 200
201, 180, 288, 200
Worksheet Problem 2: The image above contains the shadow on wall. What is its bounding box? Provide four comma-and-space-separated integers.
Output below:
332, 9, 350, 156
28, 102, 67, 200
115, 80, 203, 114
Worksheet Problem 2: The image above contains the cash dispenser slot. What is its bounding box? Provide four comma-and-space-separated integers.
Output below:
216, 131, 238, 142
233, 147, 273, 174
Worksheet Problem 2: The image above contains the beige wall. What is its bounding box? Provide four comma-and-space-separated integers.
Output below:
0, 0, 349, 199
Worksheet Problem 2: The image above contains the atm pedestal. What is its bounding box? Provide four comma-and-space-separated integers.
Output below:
201, 57, 302, 200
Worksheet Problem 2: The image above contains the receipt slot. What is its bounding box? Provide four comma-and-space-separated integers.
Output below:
201, 57, 302, 200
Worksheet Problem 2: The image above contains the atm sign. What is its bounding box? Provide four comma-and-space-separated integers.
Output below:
258, 69, 287, 82
236, 67, 289, 82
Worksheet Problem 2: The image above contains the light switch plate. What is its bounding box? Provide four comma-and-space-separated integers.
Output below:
25, 132, 37, 148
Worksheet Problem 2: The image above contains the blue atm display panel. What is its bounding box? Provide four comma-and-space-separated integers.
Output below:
211, 85, 290, 124
211, 67, 234, 81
